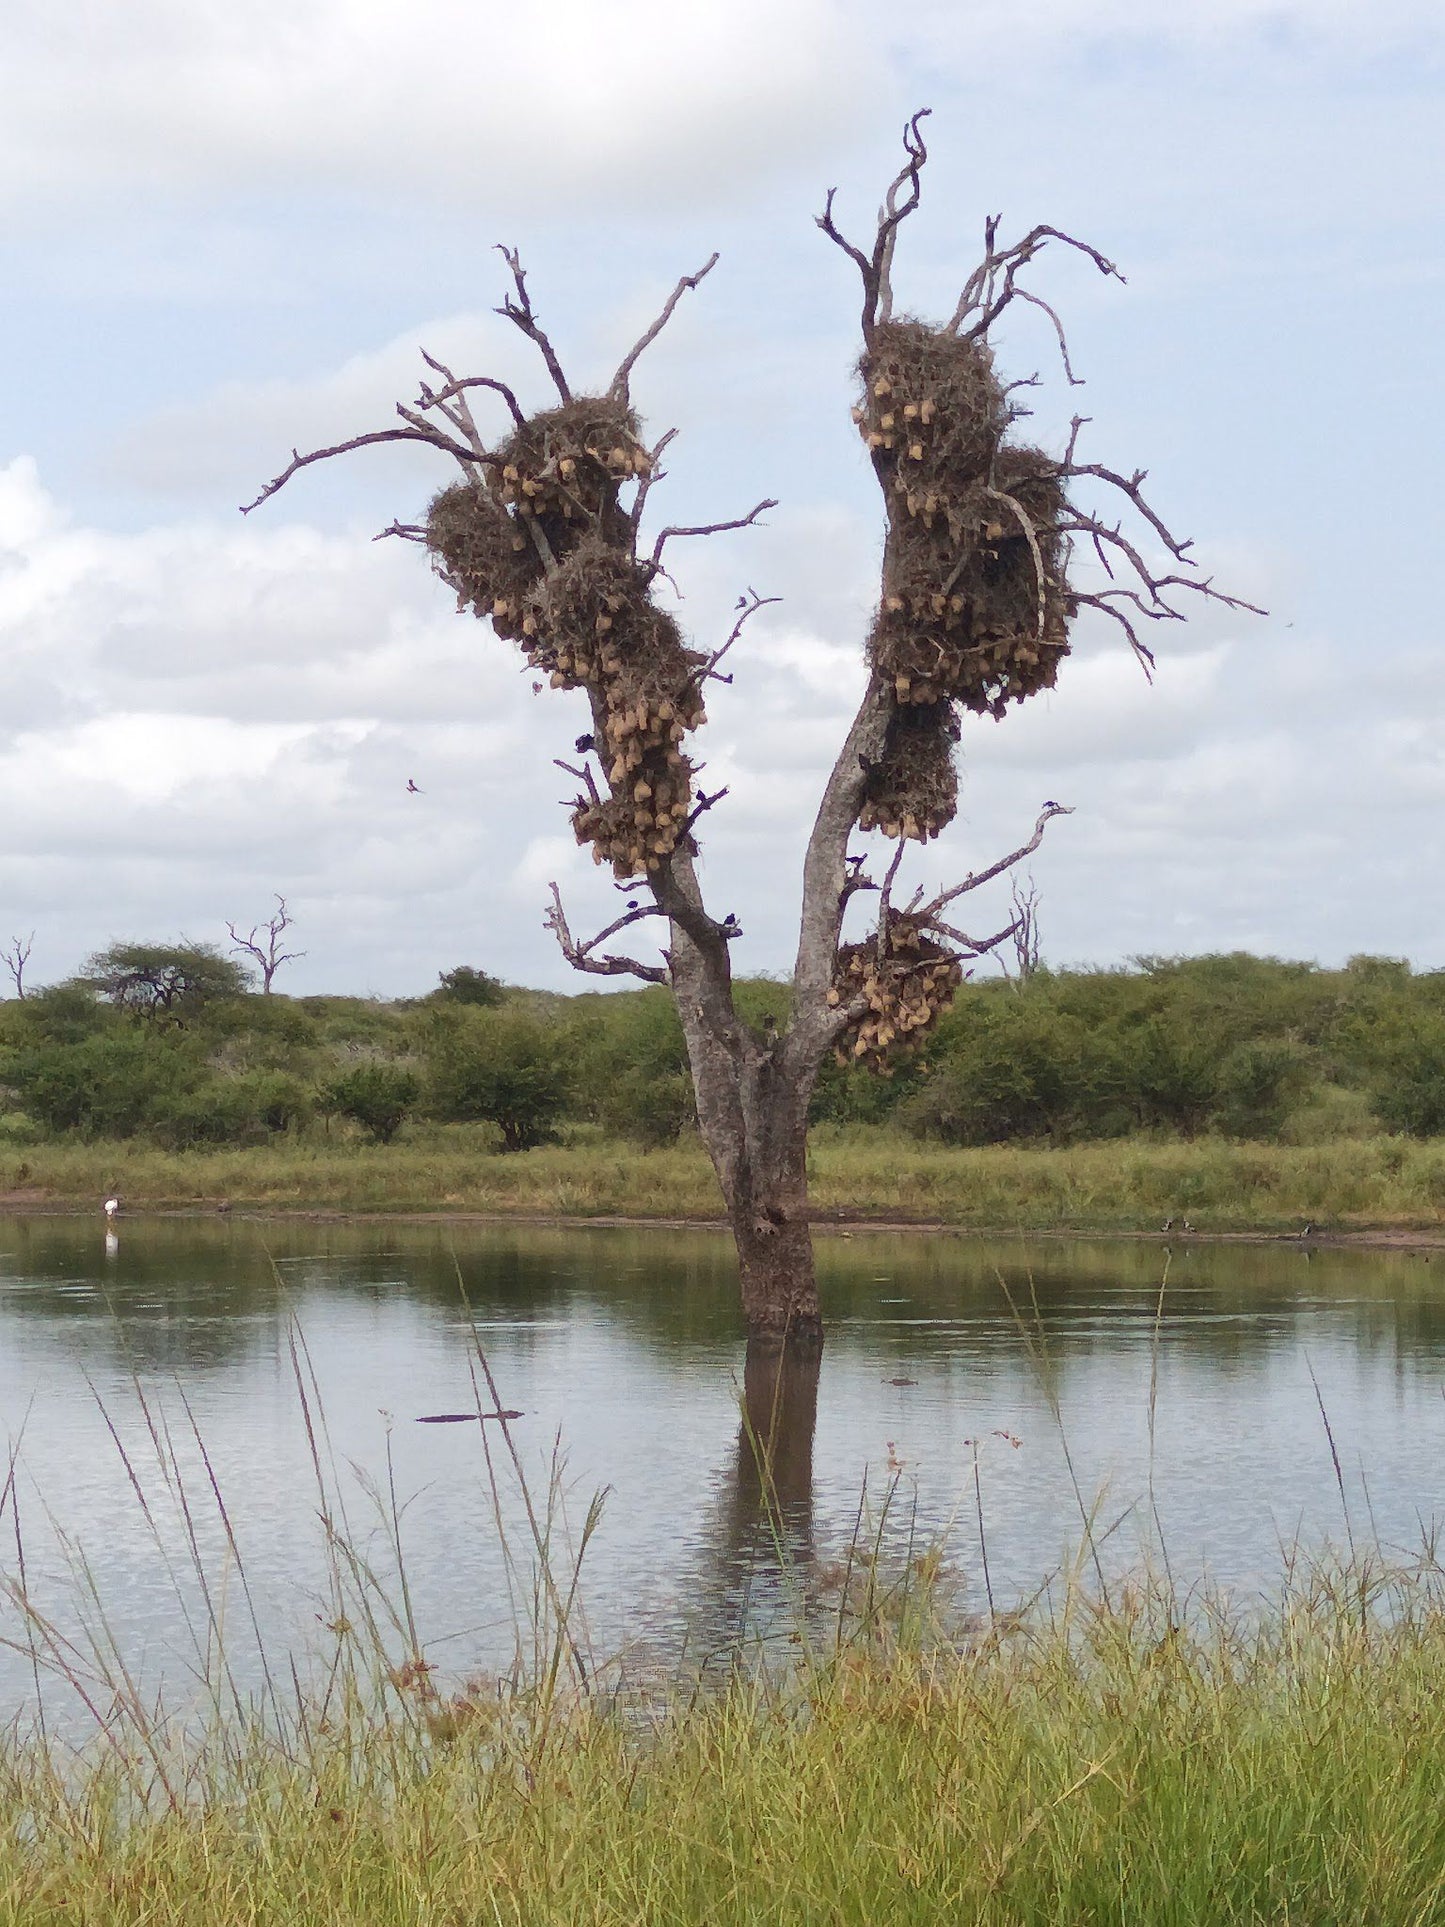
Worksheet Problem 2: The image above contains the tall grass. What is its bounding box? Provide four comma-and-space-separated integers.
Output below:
9, 1126, 1445, 1232
5, 1542, 1445, 1919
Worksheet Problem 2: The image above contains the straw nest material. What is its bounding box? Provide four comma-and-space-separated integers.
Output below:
522, 540, 705, 710
517, 538, 708, 879
493, 397, 650, 535
828, 914, 964, 1070
426, 392, 712, 883
426, 483, 542, 641
859, 701, 960, 841
571, 748, 697, 878
856, 321, 1076, 720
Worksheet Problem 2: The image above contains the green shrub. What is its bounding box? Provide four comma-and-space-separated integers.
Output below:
430, 965, 505, 1007
1210, 1039, 1312, 1140
325, 1063, 419, 1143
424, 1007, 571, 1151
567, 989, 692, 1145
7, 1029, 199, 1138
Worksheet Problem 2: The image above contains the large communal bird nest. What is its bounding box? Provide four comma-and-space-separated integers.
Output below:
859, 701, 960, 841
428, 415, 710, 882
523, 539, 705, 716
572, 749, 696, 879
426, 482, 542, 642
856, 321, 1076, 719
827, 913, 964, 1070
492, 396, 651, 537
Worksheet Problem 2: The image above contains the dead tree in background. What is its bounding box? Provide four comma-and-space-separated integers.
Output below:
2, 933, 33, 1000
1001, 875, 1042, 985
227, 895, 305, 995
245, 114, 1256, 1352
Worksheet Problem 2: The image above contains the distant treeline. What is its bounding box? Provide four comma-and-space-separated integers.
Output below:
0, 945, 1439, 1152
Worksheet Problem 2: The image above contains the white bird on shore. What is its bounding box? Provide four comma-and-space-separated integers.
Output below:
103, 1196, 119, 1221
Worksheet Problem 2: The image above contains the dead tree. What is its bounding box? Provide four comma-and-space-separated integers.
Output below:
1001, 875, 1042, 985
2, 932, 33, 1000
244, 115, 1256, 1352
226, 895, 305, 995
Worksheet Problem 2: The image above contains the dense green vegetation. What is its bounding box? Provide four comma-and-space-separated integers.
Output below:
1, 947, 1439, 1165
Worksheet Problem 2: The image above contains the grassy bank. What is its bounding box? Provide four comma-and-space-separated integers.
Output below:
8, 1126, 1445, 1233
6, 1571, 1445, 1923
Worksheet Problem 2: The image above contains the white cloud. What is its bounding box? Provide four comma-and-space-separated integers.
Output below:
4, 441, 1445, 992
2, 0, 1443, 991
1, 0, 879, 217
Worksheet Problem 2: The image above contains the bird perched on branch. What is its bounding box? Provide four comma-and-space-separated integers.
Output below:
406, 778, 423, 794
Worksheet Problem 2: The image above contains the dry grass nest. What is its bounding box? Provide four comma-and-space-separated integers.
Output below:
425, 482, 542, 641
523, 541, 706, 712
429, 432, 711, 882
493, 396, 650, 527
828, 914, 964, 1070
860, 701, 960, 842
572, 748, 696, 880
855, 321, 1076, 718
855, 320, 1008, 491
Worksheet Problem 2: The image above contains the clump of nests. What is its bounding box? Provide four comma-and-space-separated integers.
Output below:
424, 400, 708, 881
859, 701, 960, 841
852, 319, 1077, 841
827, 914, 964, 1070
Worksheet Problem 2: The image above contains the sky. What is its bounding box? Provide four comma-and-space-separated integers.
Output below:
1, 0, 1442, 997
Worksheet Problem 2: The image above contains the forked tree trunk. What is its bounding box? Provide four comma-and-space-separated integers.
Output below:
659, 692, 894, 1352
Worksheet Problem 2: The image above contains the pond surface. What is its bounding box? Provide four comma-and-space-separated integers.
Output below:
1, 1213, 1444, 1717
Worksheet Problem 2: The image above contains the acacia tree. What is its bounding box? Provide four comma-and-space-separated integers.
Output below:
245, 117, 1252, 1352
84, 941, 250, 1022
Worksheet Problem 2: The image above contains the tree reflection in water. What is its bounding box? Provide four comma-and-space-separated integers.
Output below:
689, 1340, 822, 1670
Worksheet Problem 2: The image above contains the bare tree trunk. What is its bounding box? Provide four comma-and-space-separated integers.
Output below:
661, 845, 828, 1350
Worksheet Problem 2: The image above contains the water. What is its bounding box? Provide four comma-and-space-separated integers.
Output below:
1, 1213, 1444, 1717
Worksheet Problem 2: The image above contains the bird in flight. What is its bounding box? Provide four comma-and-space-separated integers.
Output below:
406, 779, 423, 794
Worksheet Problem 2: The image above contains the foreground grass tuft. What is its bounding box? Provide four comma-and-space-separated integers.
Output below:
6, 1575, 1445, 1923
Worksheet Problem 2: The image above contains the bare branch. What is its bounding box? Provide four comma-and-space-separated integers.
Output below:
784, 676, 895, 1067
681, 784, 730, 837
419, 353, 526, 429
494, 246, 572, 404
874, 844, 907, 959
679, 589, 781, 697
1061, 460, 1195, 559
984, 484, 1049, 637
815, 109, 931, 343
226, 895, 304, 994
1010, 287, 1084, 385
543, 883, 667, 985
626, 426, 679, 537
919, 803, 1074, 922
241, 426, 477, 515
516, 503, 558, 571
950, 220, 1124, 341
650, 498, 778, 566
555, 756, 602, 806
374, 521, 428, 544
920, 913, 1025, 958
609, 254, 720, 402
